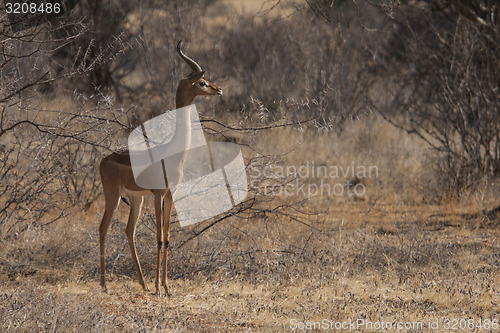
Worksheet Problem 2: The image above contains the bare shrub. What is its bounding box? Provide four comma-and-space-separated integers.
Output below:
217, 13, 377, 128
305, 0, 499, 197
378, 1, 499, 195
0, 12, 135, 238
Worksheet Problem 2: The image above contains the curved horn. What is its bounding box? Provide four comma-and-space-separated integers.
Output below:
177, 40, 203, 77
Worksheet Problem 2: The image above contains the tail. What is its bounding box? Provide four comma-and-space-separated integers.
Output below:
121, 196, 130, 206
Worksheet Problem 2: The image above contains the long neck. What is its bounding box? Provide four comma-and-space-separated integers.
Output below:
175, 81, 195, 109
172, 82, 195, 152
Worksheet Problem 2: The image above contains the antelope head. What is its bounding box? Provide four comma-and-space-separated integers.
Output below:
176, 41, 222, 100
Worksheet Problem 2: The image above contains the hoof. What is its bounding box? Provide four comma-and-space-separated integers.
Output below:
152, 289, 171, 297
162, 284, 171, 297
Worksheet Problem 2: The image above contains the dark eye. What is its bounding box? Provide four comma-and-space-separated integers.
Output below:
199, 81, 207, 87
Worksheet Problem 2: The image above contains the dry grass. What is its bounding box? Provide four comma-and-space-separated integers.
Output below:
1, 1, 499, 331
1, 204, 498, 332
1, 115, 499, 332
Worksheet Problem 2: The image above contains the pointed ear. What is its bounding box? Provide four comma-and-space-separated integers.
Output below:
188, 70, 205, 82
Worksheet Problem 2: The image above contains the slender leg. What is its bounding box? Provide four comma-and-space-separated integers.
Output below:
125, 195, 148, 291
154, 193, 164, 295
99, 192, 120, 292
162, 192, 174, 296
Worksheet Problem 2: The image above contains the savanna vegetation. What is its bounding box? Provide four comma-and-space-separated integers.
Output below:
1, 0, 498, 331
